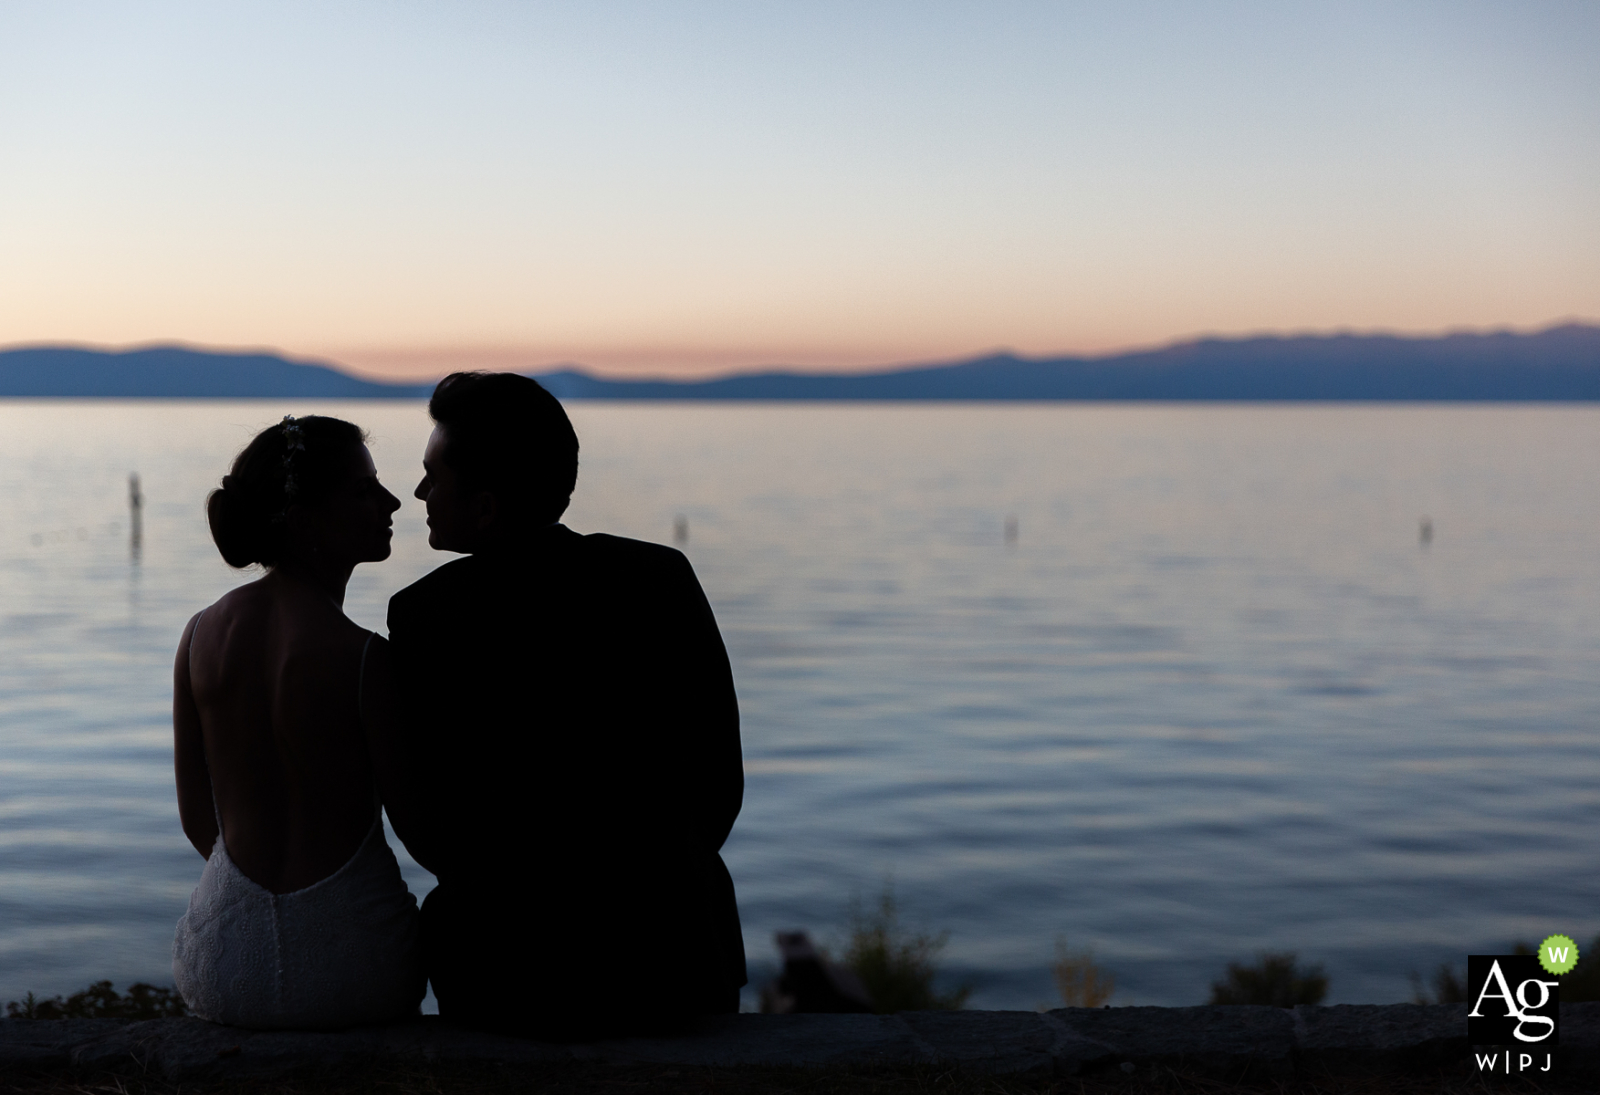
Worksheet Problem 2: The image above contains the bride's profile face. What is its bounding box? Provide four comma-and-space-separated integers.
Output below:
296, 444, 402, 565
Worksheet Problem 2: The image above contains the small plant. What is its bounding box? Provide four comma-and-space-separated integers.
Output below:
1052, 937, 1115, 1007
1209, 952, 1327, 1007
4, 981, 188, 1020
1410, 963, 1467, 1004
840, 885, 970, 1013
1510, 934, 1600, 1002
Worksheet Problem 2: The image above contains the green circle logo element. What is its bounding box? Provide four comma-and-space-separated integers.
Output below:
1539, 934, 1580, 976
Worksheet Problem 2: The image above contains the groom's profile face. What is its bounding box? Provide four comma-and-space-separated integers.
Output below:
415, 426, 495, 553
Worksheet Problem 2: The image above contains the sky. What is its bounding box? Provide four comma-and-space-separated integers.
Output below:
2, 1, 1597, 380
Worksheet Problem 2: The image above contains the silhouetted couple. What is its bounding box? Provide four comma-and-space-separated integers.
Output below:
171, 373, 745, 1037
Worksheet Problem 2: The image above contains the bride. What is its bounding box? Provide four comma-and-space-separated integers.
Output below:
171, 415, 425, 1029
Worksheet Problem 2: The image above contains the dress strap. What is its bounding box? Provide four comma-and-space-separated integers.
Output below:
189, 607, 206, 679
190, 609, 224, 840
358, 630, 376, 718
357, 631, 385, 822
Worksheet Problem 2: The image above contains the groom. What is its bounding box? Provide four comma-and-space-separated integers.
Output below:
386, 372, 746, 1036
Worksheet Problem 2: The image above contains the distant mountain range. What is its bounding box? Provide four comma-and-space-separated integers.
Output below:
4, 325, 1600, 400
536, 324, 1600, 400
0, 345, 433, 398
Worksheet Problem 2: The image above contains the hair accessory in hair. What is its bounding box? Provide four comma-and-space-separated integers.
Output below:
275, 416, 307, 520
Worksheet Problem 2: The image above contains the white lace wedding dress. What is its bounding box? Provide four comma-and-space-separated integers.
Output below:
172, 804, 424, 1030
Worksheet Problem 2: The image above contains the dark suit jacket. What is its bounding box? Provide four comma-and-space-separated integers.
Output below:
386, 524, 745, 1031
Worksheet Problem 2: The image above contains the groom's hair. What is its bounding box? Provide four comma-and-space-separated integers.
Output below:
428, 372, 579, 526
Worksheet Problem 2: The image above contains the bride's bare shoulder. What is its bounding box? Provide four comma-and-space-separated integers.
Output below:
185, 579, 270, 637
189, 576, 367, 658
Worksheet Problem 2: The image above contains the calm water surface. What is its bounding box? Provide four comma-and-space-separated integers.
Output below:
1, 401, 1598, 1010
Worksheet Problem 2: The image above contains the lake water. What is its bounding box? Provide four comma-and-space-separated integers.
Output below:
2, 401, 1598, 1012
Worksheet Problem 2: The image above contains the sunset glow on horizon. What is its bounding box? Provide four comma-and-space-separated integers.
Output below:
3, 1, 1597, 381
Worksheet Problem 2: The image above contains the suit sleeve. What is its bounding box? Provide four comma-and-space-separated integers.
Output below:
386, 584, 451, 736
657, 550, 743, 855
383, 585, 455, 868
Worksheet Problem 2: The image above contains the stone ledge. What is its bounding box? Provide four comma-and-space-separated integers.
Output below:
2, 1005, 1595, 1082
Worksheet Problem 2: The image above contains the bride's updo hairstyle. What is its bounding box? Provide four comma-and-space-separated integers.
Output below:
207, 415, 368, 569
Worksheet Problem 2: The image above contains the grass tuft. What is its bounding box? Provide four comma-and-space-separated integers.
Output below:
1509, 933, 1600, 1002
1051, 937, 1115, 1008
1409, 963, 1467, 1004
841, 886, 970, 1013
1208, 952, 1326, 1008
4, 980, 188, 1020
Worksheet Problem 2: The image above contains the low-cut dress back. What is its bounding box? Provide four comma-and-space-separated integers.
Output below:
172, 624, 424, 1029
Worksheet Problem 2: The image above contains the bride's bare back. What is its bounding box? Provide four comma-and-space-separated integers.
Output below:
173, 419, 402, 895
175, 575, 378, 894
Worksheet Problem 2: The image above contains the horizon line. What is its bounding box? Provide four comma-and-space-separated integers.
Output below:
4, 316, 1596, 387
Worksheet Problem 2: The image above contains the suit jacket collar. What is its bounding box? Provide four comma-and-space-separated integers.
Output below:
471, 522, 578, 565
